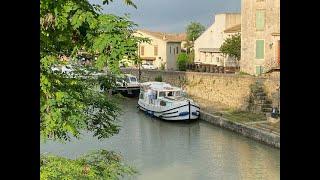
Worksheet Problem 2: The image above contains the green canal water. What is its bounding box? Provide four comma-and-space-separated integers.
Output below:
41, 98, 280, 180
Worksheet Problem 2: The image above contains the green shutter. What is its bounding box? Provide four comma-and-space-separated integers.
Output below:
256, 10, 265, 30
256, 66, 260, 75
256, 66, 264, 75
256, 40, 264, 59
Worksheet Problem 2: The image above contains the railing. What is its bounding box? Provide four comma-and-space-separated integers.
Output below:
264, 58, 280, 73
186, 63, 239, 74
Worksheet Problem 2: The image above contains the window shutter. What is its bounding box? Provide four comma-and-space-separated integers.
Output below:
256, 10, 265, 30
141, 46, 144, 56
256, 40, 264, 59
154, 46, 158, 56
256, 66, 264, 75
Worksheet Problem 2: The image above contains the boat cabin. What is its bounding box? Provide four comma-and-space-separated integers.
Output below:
139, 82, 185, 107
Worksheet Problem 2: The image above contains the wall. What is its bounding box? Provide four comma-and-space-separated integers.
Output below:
134, 31, 167, 69
200, 111, 280, 148
194, 13, 241, 66
123, 69, 280, 112
240, 0, 280, 75
166, 42, 181, 70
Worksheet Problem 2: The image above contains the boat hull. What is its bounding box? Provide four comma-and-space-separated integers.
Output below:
137, 101, 200, 121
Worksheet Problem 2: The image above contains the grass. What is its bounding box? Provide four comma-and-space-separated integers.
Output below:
221, 110, 267, 123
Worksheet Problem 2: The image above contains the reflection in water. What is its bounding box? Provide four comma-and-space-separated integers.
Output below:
41, 98, 280, 180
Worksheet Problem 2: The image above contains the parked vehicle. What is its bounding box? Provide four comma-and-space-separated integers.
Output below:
141, 63, 156, 70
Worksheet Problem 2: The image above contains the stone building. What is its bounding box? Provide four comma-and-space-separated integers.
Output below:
240, 0, 280, 75
194, 13, 241, 67
134, 30, 186, 70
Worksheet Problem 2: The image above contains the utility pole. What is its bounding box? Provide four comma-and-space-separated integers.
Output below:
138, 43, 141, 81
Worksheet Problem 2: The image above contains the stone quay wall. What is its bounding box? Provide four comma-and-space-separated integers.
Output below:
122, 69, 279, 112
200, 111, 280, 148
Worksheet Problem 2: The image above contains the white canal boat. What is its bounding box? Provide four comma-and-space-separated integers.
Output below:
137, 82, 200, 121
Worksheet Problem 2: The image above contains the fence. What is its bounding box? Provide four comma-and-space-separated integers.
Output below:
186, 63, 240, 74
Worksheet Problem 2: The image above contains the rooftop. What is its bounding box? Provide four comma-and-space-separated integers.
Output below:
138, 29, 187, 42
224, 24, 241, 33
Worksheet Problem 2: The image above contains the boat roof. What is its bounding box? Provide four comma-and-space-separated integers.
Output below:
124, 74, 137, 77
140, 82, 181, 91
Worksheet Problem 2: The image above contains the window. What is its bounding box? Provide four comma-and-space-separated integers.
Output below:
139, 92, 144, 99
159, 91, 166, 97
256, 66, 264, 75
216, 57, 220, 62
176, 47, 179, 54
140, 46, 144, 56
130, 77, 137, 82
167, 91, 173, 96
175, 91, 181, 96
160, 100, 167, 106
125, 77, 130, 83
154, 46, 158, 56
256, 10, 265, 30
170, 46, 172, 54
256, 40, 264, 59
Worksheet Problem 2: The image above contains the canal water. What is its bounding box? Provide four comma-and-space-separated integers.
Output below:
41, 98, 280, 180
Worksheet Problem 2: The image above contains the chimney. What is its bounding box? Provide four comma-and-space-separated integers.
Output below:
162, 35, 166, 40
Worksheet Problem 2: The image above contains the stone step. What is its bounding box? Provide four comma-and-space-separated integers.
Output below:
255, 92, 266, 96
262, 104, 272, 108
256, 96, 266, 100
254, 99, 271, 104
262, 107, 273, 112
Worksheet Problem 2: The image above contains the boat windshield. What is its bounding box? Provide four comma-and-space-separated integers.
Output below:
125, 77, 130, 83
130, 77, 137, 82
159, 91, 166, 97
174, 91, 182, 96
167, 91, 173, 96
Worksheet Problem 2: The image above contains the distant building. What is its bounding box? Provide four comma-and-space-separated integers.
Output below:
134, 30, 186, 70
240, 0, 280, 75
194, 13, 241, 67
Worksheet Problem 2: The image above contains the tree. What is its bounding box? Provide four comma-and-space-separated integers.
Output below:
177, 53, 190, 71
185, 22, 205, 56
40, 0, 147, 179
220, 33, 241, 61
186, 22, 205, 42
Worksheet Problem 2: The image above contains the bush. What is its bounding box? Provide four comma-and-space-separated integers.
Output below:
40, 150, 137, 180
160, 63, 165, 70
177, 53, 189, 71
155, 75, 162, 82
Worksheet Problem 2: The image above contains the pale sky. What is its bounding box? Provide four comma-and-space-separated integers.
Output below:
89, 0, 240, 33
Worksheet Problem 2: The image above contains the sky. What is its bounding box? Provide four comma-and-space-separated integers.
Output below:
89, 0, 240, 33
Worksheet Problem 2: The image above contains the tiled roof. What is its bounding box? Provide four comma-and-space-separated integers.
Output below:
224, 24, 241, 33
138, 29, 187, 42
140, 57, 156, 61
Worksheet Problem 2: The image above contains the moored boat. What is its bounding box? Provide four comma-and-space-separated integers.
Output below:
114, 74, 140, 97
137, 82, 200, 121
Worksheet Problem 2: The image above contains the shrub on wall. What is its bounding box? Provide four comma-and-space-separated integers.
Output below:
177, 53, 189, 71
160, 63, 166, 70
155, 75, 162, 82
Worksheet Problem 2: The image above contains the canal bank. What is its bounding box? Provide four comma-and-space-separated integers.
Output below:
199, 110, 280, 148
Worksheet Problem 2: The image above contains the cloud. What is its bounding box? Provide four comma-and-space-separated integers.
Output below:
89, 0, 240, 32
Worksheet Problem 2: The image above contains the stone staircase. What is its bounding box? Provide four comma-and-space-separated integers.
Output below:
247, 80, 273, 114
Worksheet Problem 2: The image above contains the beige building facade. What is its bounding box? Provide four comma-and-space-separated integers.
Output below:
134, 30, 186, 70
240, 0, 280, 75
194, 13, 241, 67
